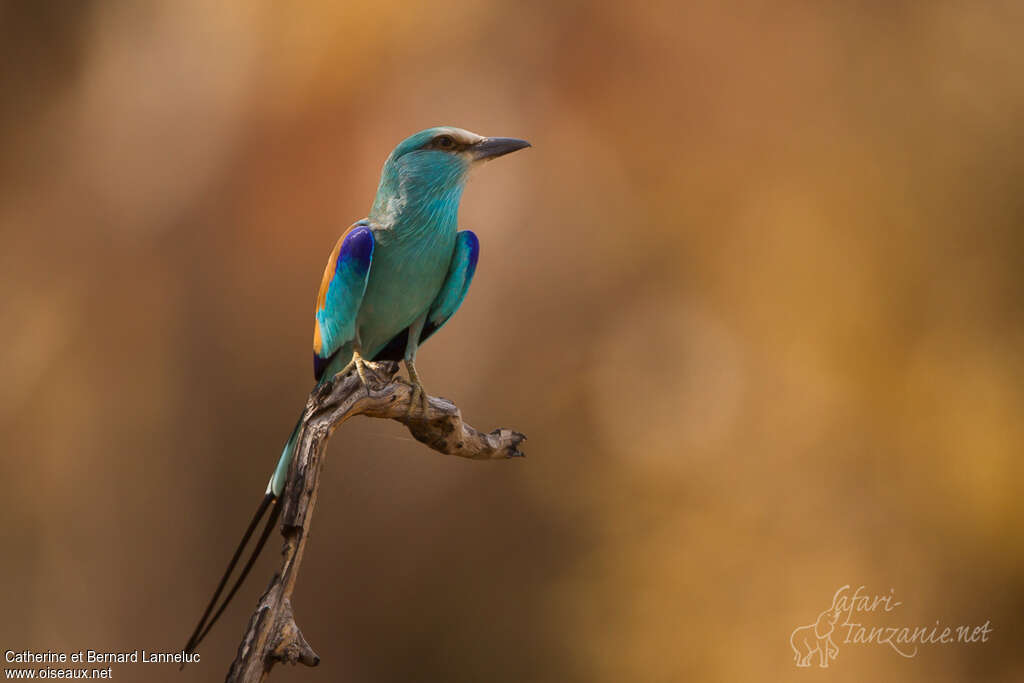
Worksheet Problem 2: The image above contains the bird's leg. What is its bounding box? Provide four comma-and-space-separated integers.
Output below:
403, 312, 430, 418
404, 357, 430, 418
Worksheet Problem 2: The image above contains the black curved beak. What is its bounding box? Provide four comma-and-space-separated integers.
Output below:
472, 137, 531, 161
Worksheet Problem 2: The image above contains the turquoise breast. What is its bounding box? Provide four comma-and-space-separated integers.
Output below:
357, 221, 458, 359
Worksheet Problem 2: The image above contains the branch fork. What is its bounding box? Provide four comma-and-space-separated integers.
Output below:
225, 361, 525, 682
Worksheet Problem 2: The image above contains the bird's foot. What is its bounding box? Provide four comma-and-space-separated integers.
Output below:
404, 359, 430, 419
337, 350, 374, 395
408, 382, 430, 419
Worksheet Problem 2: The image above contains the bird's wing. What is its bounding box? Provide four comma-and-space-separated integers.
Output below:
313, 222, 375, 380
420, 230, 480, 342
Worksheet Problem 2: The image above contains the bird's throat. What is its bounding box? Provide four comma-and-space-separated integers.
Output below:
372, 182, 464, 243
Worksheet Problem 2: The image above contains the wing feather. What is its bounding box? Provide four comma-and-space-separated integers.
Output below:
313, 223, 374, 380
422, 230, 479, 340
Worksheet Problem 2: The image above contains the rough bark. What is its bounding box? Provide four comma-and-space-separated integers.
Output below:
225, 361, 526, 682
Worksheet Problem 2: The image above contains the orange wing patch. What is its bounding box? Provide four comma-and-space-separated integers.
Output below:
312, 223, 374, 358
316, 234, 346, 315
312, 236, 344, 355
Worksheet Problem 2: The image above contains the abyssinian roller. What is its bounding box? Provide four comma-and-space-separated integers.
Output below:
183, 127, 530, 656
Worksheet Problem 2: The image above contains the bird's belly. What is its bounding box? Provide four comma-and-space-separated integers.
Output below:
356, 233, 455, 357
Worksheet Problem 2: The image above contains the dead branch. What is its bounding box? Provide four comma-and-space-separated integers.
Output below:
224, 360, 526, 682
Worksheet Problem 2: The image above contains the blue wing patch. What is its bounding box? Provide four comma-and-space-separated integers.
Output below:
313, 223, 374, 380
423, 230, 479, 339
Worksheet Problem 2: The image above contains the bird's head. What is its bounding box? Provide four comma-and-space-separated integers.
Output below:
371, 127, 530, 225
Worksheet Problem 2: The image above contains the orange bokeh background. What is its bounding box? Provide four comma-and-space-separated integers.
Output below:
1, 2, 1022, 681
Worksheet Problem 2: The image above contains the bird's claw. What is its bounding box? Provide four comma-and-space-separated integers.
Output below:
336, 351, 375, 396
404, 358, 431, 419
406, 381, 431, 419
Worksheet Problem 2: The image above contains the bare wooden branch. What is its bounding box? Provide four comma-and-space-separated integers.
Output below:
225, 361, 526, 682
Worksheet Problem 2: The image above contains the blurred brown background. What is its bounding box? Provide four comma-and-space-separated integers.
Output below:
2, 1, 1022, 681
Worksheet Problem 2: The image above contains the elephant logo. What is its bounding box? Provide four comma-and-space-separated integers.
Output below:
790, 607, 841, 668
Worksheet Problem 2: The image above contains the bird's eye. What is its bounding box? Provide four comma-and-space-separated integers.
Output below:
435, 135, 456, 149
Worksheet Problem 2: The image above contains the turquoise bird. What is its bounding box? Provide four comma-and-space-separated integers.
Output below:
184, 127, 530, 655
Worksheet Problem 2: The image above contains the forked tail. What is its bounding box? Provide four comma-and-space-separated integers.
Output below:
182, 417, 302, 660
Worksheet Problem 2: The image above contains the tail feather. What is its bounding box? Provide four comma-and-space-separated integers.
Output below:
183, 493, 276, 658
268, 417, 303, 497
193, 499, 281, 648
182, 416, 302, 660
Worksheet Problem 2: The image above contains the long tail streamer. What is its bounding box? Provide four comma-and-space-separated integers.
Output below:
182, 493, 280, 659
